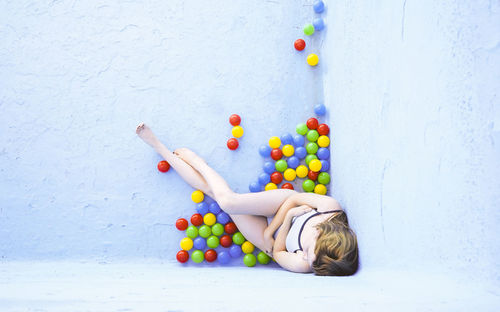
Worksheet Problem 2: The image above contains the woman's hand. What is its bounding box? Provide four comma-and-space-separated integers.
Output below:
286, 205, 313, 218
262, 230, 275, 256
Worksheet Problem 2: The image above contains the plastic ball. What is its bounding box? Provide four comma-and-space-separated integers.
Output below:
191, 213, 204, 226
196, 202, 209, 215
309, 159, 322, 172
307, 130, 319, 142
313, 0, 325, 13
275, 159, 288, 172
209, 202, 222, 214
224, 222, 237, 235
216, 212, 230, 225
269, 136, 281, 149
180, 237, 193, 251
229, 245, 242, 258
305, 154, 318, 166
306, 142, 319, 154
317, 135, 330, 148
307, 118, 319, 130
265, 182, 278, 191
308, 170, 319, 181
304, 23, 315, 36
241, 241, 255, 254
258, 172, 271, 185
287, 156, 300, 169
284, 168, 297, 181
249, 181, 261, 192
314, 103, 326, 116
282, 144, 295, 157
271, 148, 283, 161
175, 218, 188, 231
314, 184, 327, 195
307, 53, 319, 66
296, 165, 309, 178
263, 161, 275, 174
229, 114, 241, 126
294, 39, 306, 51
231, 126, 244, 138
295, 146, 307, 159
257, 251, 271, 264
176, 250, 189, 263
296, 123, 308, 135
191, 250, 204, 263
186, 225, 199, 239
191, 190, 204, 203
243, 254, 257, 267
207, 235, 220, 248
157, 160, 170, 172
193, 236, 207, 250
205, 249, 217, 262
198, 225, 212, 238
218, 251, 231, 264
270, 172, 283, 184
232, 232, 245, 245
313, 17, 325, 31
293, 134, 305, 147
259, 145, 272, 158
302, 179, 316, 192
282, 183, 294, 190
212, 223, 224, 236
318, 172, 331, 185
318, 123, 330, 136
204, 213, 217, 226
220, 235, 232, 248
280, 133, 294, 145
227, 138, 239, 150
320, 160, 330, 172
317, 147, 330, 160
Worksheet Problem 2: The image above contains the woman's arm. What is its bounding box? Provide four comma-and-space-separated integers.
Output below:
291, 193, 342, 212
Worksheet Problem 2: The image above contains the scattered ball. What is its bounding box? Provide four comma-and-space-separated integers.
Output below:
293, 134, 305, 147
227, 138, 239, 150
257, 251, 271, 264
263, 161, 275, 174
157, 160, 170, 172
249, 181, 261, 192
232, 232, 245, 245
218, 251, 231, 264
203, 213, 217, 226
306, 130, 319, 142
220, 235, 233, 248
280, 133, 294, 145
295, 146, 307, 159
229, 245, 242, 258
294, 39, 306, 51
320, 159, 330, 172
275, 159, 288, 172
270, 148, 283, 161
317, 147, 330, 160
198, 224, 212, 238
180, 237, 193, 251
216, 212, 230, 225
258, 172, 271, 185
269, 136, 281, 149
212, 223, 224, 236
191, 190, 204, 203
287, 156, 300, 169
270, 172, 283, 184
296, 165, 309, 178
282, 144, 295, 157
241, 241, 255, 254
305, 154, 318, 166
314, 184, 327, 195
318, 124, 330, 136
306, 142, 319, 154
224, 222, 237, 235
232, 126, 244, 138
209, 202, 221, 214
229, 114, 241, 126
190, 213, 204, 226
307, 53, 319, 66
314, 103, 326, 116
185, 225, 199, 239
309, 159, 322, 172
318, 172, 331, 185
296, 123, 308, 135
193, 236, 207, 250
304, 23, 315, 36
196, 202, 209, 215
259, 145, 272, 158
175, 218, 188, 231
313, 18, 325, 31
308, 170, 319, 181
176, 250, 189, 263
282, 183, 294, 190
284, 168, 297, 181
307, 118, 319, 130
265, 182, 278, 191
207, 235, 220, 248
317, 135, 330, 147
191, 250, 204, 263
313, 0, 325, 13
243, 254, 257, 267
302, 179, 315, 192
205, 249, 217, 262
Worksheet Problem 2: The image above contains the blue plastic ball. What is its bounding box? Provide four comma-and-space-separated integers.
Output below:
287, 156, 300, 169
209, 202, 222, 214
218, 251, 231, 264
196, 202, 209, 215
263, 161, 275, 174
295, 146, 307, 159
193, 237, 206, 250
314, 103, 326, 116
259, 145, 271, 158
293, 134, 305, 147
313, 18, 325, 31
280, 133, 294, 145
317, 147, 330, 160
313, 0, 325, 13
217, 212, 230, 225
249, 181, 261, 192
229, 245, 242, 258
320, 160, 329, 172
258, 172, 271, 185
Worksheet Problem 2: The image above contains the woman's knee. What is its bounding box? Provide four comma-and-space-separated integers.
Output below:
217, 191, 238, 213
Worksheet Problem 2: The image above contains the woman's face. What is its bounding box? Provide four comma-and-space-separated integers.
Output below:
305, 230, 319, 267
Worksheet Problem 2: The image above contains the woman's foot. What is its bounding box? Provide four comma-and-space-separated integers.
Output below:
136, 122, 160, 148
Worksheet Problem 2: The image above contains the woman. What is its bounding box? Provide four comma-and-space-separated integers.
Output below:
136, 123, 359, 275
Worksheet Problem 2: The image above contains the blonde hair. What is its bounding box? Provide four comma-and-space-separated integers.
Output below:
312, 211, 359, 276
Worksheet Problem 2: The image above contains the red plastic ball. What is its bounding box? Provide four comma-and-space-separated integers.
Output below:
191, 213, 204, 226
176, 250, 189, 263
204, 249, 218, 262
308, 170, 319, 181
307, 118, 319, 130
224, 222, 237, 235
270, 172, 283, 184
157, 160, 170, 172
282, 183, 294, 190
220, 235, 233, 248
270, 148, 283, 161
227, 138, 239, 150
175, 218, 188, 231
294, 39, 306, 51
229, 114, 241, 126
318, 123, 330, 136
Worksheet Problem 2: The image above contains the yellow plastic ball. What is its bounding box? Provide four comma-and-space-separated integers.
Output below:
203, 213, 216, 226
241, 241, 255, 254
191, 190, 204, 203
180, 237, 193, 251
296, 165, 308, 178
309, 159, 322, 172
307, 53, 319, 66
268, 136, 281, 149
283, 168, 297, 181
314, 184, 327, 195
317, 135, 330, 147
265, 182, 278, 191
232, 126, 244, 138
282, 144, 295, 157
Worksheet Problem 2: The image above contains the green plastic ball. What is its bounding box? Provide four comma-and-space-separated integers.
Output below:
275, 159, 288, 172
318, 172, 331, 185
212, 223, 224, 236
306, 142, 319, 154
305, 154, 318, 166
307, 130, 319, 142
257, 251, 271, 265
243, 254, 257, 267
185, 225, 198, 239
296, 123, 308, 135
302, 179, 315, 192
191, 250, 204, 263
207, 235, 220, 248
303, 23, 315, 36
232, 232, 245, 245
198, 225, 212, 238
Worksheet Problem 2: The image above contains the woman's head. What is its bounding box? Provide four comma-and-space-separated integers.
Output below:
312, 211, 359, 276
